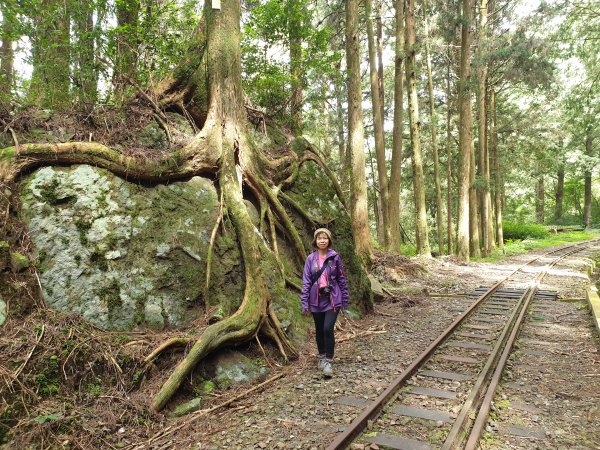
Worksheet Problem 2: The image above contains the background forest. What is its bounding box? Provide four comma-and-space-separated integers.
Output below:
0, 0, 598, 258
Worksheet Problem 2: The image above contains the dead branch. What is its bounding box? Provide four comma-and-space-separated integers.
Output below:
144, 337, 193, 365
13, 324, 44, 379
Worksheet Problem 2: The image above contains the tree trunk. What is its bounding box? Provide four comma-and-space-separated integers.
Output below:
446, 45, 454, 255
0, 0, 16, 112
376, 0, 385, 123
114, 0, 140, 101
366, 0, 390, 248
346, 0, 373, 264
469, 140, 481, 257
477, 0, 493, 255
29, 0, 71, 109
535, 175, 545, 224
288, 0, 303, 134
490, 90, 503, 247
457, 0, 473, 261
555, 163, 565, 222
73, 0, 98, 110
424, 0, 444, 255
334, 61, 348, 191
389, 0, 405, 252
583, 126, 593, 228
405, 0, 431, 257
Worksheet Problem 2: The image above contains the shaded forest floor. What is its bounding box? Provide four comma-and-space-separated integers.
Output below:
2, 241, 600, 449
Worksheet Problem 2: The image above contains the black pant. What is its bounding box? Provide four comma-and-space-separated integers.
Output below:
312, 308, 340, 359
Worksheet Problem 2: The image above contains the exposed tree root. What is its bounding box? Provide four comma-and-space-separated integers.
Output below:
144, 337, 193, 365
204, 192, 224, 312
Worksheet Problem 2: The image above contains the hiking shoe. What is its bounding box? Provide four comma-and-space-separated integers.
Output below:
317, 355, 326, 370
322, 360, 333, 378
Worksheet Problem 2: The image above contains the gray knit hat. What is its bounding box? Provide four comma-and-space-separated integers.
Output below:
313, 228, 332, 240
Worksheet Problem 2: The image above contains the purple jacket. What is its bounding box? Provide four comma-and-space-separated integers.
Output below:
301, 249, 349, 312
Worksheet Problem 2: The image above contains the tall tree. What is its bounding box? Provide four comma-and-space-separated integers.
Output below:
366, 0, 390, 247
490, 88, 503, 247
389, 0, 405, 252
535, 174, 545, 224
346, 0, 373, 264
72, 0, 98, 109
476, 0, 494, 255
287, 0, 304, 133
0, 0, 16, 112
405, 0, 431, 257
456, 0, 473, 260
28, 0, 71, 108
424, 0, 444, 255
114, 0, 140, 100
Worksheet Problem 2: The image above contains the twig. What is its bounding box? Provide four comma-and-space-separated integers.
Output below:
382, 287, 394, 296
255, 335, 274, 368
338, 330, 387, 343
14, 324, 45, 379
129, 373, 284, 450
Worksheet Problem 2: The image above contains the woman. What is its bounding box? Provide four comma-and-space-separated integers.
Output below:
300, 228, 349, 378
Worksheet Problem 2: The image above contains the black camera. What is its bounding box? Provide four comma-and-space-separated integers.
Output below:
318, 286, 331, 296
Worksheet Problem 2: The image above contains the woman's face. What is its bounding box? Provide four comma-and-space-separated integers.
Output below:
316, 233, 330, 250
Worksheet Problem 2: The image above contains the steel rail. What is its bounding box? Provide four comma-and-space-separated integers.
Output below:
326, 239, 599, 450
463, 242, 595, 450
440, 286, 533, 449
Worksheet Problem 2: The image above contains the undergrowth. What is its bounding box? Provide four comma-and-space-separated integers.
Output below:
474, 229, 600, 262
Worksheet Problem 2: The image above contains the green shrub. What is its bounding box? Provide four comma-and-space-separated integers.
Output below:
503, 222, 550, 240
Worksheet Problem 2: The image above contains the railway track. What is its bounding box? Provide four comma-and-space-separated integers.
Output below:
326, 240, 600, 450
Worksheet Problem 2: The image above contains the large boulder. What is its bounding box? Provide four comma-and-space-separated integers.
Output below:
19, 165, 240, 330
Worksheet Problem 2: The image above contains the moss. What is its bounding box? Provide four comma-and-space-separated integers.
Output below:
0, 146, 16, 163
90, 250, 108, 272
10, 252, 30, 272
75, 218, 92, 246
95, 278, 122, 311
38, 177, 63, 205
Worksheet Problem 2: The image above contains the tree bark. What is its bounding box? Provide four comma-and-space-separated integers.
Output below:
457, 0, 473, 261
389, 0, 405, 252
405, 0, 431, 257
424, 0, 444, 255
469, 137, 481, 257
366, 0, 390, 248
346, 0, 373, 264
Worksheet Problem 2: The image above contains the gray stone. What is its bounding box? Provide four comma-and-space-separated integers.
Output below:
213, 351, 269, 389
369, 275, 384, 302
19, 165, 223, 330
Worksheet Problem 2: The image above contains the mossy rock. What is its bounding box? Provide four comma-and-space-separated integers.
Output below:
10, 252, 30, 273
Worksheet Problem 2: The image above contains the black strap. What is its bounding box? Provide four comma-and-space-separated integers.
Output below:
310, 255, 335, 288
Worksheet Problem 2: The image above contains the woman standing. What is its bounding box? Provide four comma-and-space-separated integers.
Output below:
300, 228, 349, 377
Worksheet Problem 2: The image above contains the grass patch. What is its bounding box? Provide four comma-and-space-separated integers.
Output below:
474, 229, 600, 262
